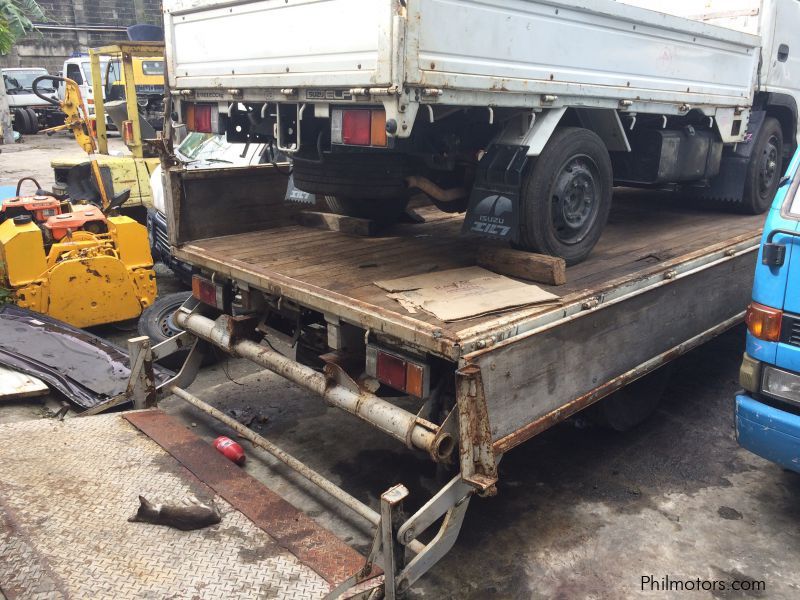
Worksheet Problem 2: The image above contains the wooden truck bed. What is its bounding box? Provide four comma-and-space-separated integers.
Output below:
174, 189, 763, 361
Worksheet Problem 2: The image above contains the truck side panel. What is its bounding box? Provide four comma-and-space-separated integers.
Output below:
470, 250, 756, 449
409, 0, 758, 106
165, 0, 395, 89
164, 0, 759, 110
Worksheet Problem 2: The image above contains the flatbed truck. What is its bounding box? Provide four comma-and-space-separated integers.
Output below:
126, 0, 789, 596
117, 159, 764, 597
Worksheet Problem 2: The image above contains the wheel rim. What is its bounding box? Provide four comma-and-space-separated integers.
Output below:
550, 154, 601, 245
759, 134, 780, 197
156, 304, 182, 338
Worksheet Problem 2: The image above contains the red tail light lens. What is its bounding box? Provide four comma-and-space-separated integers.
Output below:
332, 108, 388, 146
376, 352, 407, 390
184, 102, 216, 133
193, 104, 213, 133
191, 275, 231, 311
745, 302, 783, 341
368, 346, 429, 398
342, 110, 371, 145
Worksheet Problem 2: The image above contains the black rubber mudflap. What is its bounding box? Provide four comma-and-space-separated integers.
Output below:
689, 110, 765, 206
462, 144, 528, 242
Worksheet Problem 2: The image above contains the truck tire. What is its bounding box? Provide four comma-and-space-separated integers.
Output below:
12, 109, 29, 134
739, 117, 783, 214
138, 291, 217, 368
293, 152, 408, 200
25, 108, 39, 134
325, 195, 409, 225
516, 127, 613, 265
588, 365, 673, 432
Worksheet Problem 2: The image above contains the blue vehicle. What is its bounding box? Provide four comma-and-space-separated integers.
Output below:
737, 149, 800, 473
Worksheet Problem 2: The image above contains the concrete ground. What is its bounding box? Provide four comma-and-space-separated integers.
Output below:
0, 134, 798, 599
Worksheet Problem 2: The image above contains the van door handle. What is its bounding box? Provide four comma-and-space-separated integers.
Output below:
778, 44, 790, 62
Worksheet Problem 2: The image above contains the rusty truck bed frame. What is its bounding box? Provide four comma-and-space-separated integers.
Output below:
102, 162, 763, 597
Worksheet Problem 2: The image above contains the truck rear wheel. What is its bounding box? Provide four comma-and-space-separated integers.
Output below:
740, 116, 783, 214
25, 108, 39, 134
516, 127, 612, 265
325, 195, 409, 225
588, 365, 673, 432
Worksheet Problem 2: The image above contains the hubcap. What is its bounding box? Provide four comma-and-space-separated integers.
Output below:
551, 155, 600, 245
759, 135, 780, 197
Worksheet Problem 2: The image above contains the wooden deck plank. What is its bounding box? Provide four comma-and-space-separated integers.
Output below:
176, 193, 765, 354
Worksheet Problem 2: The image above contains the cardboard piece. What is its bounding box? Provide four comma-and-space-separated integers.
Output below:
376, 266, 559, 321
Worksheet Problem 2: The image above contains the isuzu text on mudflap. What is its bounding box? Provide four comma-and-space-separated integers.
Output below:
163, 0, 800, 264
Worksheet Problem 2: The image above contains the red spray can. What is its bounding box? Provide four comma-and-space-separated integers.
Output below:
213, 436, 246, 465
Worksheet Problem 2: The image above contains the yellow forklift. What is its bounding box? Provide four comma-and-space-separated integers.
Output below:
45, 42, 165, 211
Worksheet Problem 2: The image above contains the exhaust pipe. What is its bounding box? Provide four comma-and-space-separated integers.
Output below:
406, 175, 468, 204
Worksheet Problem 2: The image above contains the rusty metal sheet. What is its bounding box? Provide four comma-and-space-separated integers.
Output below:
124, 409, 366, 586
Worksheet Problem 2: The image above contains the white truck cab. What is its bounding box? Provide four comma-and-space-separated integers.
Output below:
57, 54, 110, 126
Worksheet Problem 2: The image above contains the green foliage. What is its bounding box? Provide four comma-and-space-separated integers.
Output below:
0, 0, 47, 54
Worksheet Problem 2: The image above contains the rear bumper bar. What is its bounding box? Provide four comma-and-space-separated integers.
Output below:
173, 310, 453, 462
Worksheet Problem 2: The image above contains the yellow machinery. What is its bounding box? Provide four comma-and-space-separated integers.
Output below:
0, 178, 156, 328
48, 42, 165, 209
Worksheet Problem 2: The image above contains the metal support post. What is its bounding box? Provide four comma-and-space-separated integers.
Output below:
455, 364, 499, 494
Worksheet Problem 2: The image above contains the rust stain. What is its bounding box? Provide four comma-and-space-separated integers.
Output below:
124, 410, 366, 586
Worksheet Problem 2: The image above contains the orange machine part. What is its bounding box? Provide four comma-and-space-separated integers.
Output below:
45, 205, 107, 241
1, 195, 63, 223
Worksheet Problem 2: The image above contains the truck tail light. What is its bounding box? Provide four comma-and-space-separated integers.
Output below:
191, 275, 231, 311
745, 302, 783, 341
332, 108, 388, 147
184, 102, 218, 133
367, 345, 429, 397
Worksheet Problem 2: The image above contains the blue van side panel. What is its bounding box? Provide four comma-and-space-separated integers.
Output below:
751, 150, 800, 311
736, 394, 800, 473
751, 211, 799, 311
747, 331, 778, 364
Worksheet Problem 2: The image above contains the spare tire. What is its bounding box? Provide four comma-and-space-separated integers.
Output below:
138, 291, 218, 369
293, 151, 408, 200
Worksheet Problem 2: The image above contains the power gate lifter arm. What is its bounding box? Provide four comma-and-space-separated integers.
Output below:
32, 75, 110, 209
